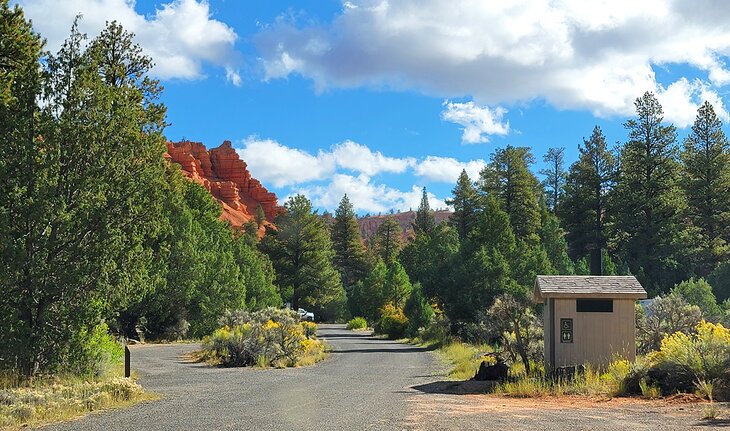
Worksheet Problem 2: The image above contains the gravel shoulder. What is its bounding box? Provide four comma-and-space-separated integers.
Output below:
39, 324, 729, 430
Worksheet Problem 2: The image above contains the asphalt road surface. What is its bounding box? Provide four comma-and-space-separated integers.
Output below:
43, 324, 441, 431
42, 324, 728, 430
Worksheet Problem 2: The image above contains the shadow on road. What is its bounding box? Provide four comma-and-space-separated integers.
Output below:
693, 418, 730, 428
411, 380, 497, 395
316, 333, 376, 339
331, 347, 432, 354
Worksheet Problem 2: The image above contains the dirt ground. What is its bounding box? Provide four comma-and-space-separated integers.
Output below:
405, 390, 730, 430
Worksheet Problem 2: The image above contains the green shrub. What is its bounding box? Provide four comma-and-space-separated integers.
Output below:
377, 304, 409, 339
403, 283, 434, 337
639, 378, 661, 399
202, 307, 326, 367
671, 278, 722, 319
647, 321, 730, 399
300, 321, 317, 338
347, 317, 367, 330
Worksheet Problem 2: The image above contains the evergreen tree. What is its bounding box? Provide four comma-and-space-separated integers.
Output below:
539, 147, 566, 212
331, 194, 370, 307
479, 146, 542, 241
400, 223, 459, 301
1, 19, 169, 374
612, 92, 685, 293
374, 215, 403, 264
446, 196, 520, 321
560, 126, 616, 259
404, 283, 434, 336
349, 259, 388, 322
255, 203, 266, 227
384, 261, 413, 308
446, 170, 480, 240
540, 206, 574, 275
680, 101, 730, 275
261, 195, 346, 321
413, 187, 436, 235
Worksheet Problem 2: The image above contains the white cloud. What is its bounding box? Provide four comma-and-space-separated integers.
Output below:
225, 67, 242, 87
236, 137, 417, 186
298, 174, 447, 214
19, 0, 240, 82
656, 78, 730, 128
414, 156, 485, 183
441, 101, 509, 143
331, 140, 415, 175
255, 0, 730, 126
236, 137, 335, 187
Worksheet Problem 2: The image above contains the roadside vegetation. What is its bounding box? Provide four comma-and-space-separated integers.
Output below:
3, 0, 730, 426
200, 308, 327, 368
0, 373, 153, 430
347, 317, 368, 330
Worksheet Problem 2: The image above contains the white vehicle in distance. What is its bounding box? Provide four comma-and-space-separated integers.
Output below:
297, 308, 315, 321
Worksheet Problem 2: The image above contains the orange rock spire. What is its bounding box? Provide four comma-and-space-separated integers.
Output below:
165, 140, 283, 231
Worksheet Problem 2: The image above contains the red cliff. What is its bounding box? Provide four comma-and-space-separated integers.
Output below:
165, 140, 283, 232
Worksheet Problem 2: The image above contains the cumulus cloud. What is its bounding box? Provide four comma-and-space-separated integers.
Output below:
414, 156, 486, 183
297, 174, 448, 214
331, 140, 415, 175
441, 101, 509, 143
19, 0, 241, 83
255, 0, 730, 126
236, 137, 418, 186
236, 137, 336, 187
236, 137, 485, 211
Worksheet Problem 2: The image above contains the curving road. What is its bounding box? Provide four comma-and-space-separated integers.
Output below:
43, 324, 441, 431
41, 324, 724, 430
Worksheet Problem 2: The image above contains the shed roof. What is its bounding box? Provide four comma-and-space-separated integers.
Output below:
533, 275, 647, 301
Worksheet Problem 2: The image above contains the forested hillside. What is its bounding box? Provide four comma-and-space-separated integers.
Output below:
1, 2, 728, 382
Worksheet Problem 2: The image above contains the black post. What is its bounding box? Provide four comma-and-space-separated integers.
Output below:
590, 248, 603, 276
124, 345, 131, 378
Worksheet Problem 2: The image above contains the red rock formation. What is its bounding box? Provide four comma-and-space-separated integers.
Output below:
357, 210, 453, 241
165, 140, 284, 233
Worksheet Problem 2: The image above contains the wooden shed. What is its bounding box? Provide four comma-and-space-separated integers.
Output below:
534, 275, 647, 370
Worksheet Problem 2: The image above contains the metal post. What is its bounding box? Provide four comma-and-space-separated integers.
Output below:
124, 343, 131, 378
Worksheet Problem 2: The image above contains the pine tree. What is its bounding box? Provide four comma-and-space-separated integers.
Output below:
612, 92, 685, 293
260, 195, 346, 321
560, 126, 616, 259
447, 195, 520, 321
384, 261, 413, 308
404, 282, 434, 336
446, 169, 480, 240
331, 194, 370, 302
680, 101, 730, 275
374, 215, 402, 264
539, 147, 566, 212
349, 259, 388, 322
255, 203, 266, 227
479, 146, 542, 241
413, 187, 436, 235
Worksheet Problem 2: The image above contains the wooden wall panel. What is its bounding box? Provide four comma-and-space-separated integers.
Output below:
551, 298, 636, 368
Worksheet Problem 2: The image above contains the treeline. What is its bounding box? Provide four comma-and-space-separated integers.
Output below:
0, 9, 280, 376
3, 2, 730, 378
326, 93, 730, 344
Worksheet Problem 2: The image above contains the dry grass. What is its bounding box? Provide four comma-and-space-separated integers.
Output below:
438, 342, 495, 381
0, 370, 155, 430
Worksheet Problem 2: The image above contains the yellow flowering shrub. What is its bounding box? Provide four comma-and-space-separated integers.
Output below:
650, 321, 730, 380
300, 321, 317, 338
202, 308, 325, 367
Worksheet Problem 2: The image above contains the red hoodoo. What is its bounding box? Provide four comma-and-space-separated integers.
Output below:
165, 140, 284, 233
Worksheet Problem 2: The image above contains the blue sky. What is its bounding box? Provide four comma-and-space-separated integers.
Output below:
19, 0, 730, 214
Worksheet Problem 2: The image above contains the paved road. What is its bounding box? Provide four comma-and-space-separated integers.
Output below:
44, 324, 441, 431
41, 324, 729, 430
